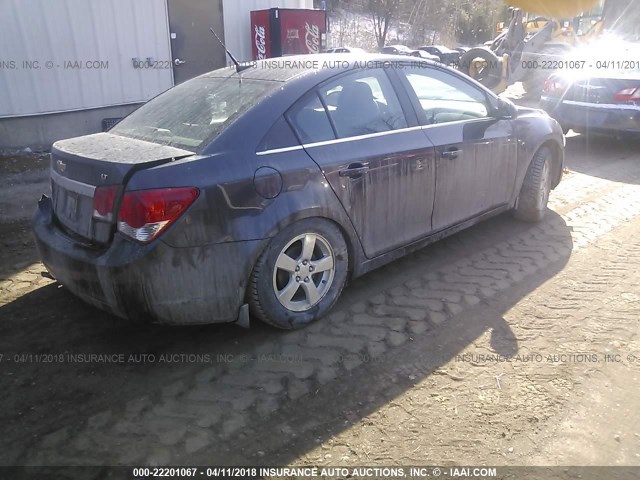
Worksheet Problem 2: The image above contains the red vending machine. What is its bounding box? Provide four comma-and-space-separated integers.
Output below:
251, 8, 326, 60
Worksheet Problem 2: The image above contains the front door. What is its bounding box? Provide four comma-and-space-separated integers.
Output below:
397, 66, 518, 230
167, 0, 227, 84
287, 68, 437, 258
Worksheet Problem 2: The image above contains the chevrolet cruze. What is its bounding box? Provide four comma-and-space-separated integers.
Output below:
34, 55, 564, 329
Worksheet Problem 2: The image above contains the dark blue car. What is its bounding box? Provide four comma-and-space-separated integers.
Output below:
541, 68, 640, 136
34, 55, 564, 329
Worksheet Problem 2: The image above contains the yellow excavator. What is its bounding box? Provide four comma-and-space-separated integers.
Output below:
459, 0, 611, 94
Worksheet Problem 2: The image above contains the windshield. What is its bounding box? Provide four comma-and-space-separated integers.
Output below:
112, 76, 279, 151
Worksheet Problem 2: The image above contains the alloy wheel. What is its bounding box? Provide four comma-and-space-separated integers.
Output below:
272, 233, 336, 312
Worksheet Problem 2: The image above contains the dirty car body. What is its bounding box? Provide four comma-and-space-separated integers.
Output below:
34, 54, 564, 327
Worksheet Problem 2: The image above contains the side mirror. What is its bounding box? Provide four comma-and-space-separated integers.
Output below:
494, 98, 518, 119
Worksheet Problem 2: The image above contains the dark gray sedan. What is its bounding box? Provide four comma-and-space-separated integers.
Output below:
34, 55, 565, 329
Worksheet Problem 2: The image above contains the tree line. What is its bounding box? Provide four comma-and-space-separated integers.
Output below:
318, 0, 509, 48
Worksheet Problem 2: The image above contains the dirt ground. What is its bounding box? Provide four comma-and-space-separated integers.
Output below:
0, 152, 49, 224
1, 123, 640, 475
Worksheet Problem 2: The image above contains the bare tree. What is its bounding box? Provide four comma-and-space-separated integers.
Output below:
367, 0, 401, 48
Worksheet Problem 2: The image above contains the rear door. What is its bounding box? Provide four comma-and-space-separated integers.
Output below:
287, 68, 437, 259
397, 66, 517, 231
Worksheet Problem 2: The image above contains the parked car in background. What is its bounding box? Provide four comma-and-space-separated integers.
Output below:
541, 67, 640, 136
418, 45, 461, 65
410, 49, 441, 62
455, 46, 471, 55
324, 47, 367, 54
34, 54, 564, 330
380, 44, 414, 56
380, 45, 439, 61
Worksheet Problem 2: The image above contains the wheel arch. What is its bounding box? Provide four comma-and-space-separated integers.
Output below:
253, 209, 365, 283
245, 212, 359, 329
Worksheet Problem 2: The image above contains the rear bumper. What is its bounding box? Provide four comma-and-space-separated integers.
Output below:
33, 195, 263, 325
541, 97, 640, 134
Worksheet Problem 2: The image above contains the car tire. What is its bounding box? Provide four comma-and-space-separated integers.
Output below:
458, 47, 502, 90
248, 218, 349, 329
512, 146, 553, 223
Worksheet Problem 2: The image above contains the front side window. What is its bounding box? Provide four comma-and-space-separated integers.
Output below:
401, 67, 489, 124
318, 69, 408, 138
112, 76, 278, 151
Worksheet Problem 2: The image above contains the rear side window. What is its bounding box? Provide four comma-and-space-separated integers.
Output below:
318, 69, 408, 139
287, 93, 336, 144
258, 116, 300, 152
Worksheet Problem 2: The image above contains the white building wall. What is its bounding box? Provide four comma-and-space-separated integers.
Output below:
222, 0, 314, 63
0, 0, 174, 118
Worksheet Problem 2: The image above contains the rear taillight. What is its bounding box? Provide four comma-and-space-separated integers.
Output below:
613, 87, 640, 103
543, 76, 567, 96
117, 187, 199, 242
93, 185, 120, 221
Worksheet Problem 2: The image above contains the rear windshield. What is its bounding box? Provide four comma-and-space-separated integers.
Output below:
112, 76, 279, 151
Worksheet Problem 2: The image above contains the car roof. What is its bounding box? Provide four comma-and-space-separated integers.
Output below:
202, 64, 309, 82
200, 54, 440, 83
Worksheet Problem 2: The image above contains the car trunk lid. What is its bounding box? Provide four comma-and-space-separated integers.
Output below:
50, 133, 193, 243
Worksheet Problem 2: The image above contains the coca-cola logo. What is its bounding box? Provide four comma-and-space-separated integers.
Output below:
305, 23, 320, 54
254, 25, 267, 59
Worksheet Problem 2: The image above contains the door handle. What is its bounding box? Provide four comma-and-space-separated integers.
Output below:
441, 148, 461, 159
339, 164, 370, 178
